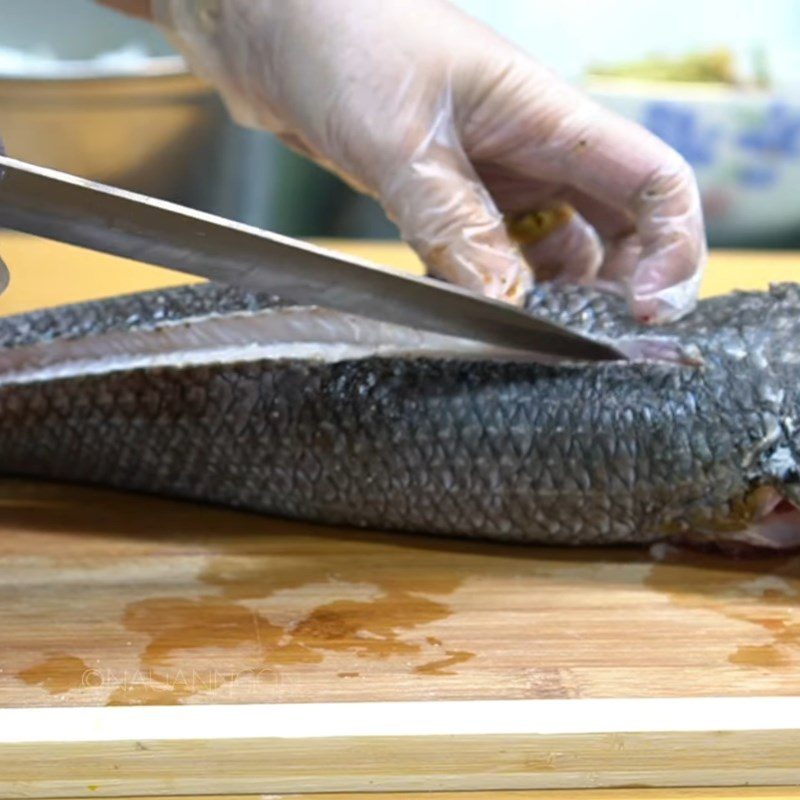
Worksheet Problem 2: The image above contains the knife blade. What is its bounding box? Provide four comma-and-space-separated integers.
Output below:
0, 155, 624, 361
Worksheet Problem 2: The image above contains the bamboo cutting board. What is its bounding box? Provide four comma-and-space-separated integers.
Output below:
3, 477, 800, 710
0, 235, 800, 798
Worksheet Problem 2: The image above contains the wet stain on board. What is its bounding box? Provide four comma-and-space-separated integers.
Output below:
290, 591, 454, 658
414, 650, 475, 675
106, 682, 191, 706
109, 587, 464, 703
646, 544, 800, 671
110, 596, 321, 703
101, 544, 470, 704
15, 540, 472, 704
729, 644, 790, 668
123, 597, 321, 668
17, 654, 91, 695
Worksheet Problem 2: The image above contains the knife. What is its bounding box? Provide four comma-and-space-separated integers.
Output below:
0, 155, 623, 361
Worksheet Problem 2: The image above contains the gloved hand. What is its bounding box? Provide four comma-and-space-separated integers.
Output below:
103, 0, 707, 322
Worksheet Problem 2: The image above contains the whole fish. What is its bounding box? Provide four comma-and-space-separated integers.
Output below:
0, 279, 798, 549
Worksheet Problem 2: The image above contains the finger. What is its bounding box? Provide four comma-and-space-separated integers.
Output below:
554, 105, 705, 321
507, 205, 603, 284
559, 190, 641, 286
482, 172, 641, 290
628, 172, 707, 323
491, 76, 706, 321
560, 189, 634, 241
380, 143, 533, 305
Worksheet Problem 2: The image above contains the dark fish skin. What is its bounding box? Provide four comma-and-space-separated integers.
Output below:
0, 280, 799, 546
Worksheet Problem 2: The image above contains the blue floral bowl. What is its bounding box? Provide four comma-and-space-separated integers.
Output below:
590, 80, 800, 247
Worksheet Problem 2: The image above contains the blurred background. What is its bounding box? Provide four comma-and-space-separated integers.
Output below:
2, 0, 800, 248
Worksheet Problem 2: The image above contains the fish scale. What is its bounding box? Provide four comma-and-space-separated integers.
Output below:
0, 280, 799, 546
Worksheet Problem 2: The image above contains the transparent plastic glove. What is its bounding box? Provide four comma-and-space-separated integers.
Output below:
152, 0, 706, 321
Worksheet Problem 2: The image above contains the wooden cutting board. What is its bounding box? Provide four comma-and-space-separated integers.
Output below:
3, 476, 799, 710
1, 235, 800, 799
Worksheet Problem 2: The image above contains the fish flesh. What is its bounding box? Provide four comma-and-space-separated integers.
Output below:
0, 279, 799, 548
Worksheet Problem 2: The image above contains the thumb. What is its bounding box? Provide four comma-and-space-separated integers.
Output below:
378, 143, 533, 306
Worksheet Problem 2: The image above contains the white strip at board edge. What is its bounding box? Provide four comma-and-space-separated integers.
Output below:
1, 696, 799, 798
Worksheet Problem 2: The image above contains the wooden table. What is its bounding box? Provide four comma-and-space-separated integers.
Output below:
0, 234, 799, 799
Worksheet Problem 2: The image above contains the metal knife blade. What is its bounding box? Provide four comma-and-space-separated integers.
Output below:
0, 156, 624, 361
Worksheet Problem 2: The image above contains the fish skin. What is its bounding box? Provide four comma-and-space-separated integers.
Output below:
0, 280, 799, 545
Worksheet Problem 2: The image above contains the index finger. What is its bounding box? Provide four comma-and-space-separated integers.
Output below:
491, 71, 707, 322
553, 96, 707, 322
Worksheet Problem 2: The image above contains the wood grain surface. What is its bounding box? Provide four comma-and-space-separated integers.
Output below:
42, 793, 800, 800
4, 720, 800, 796
0, 235, 799, 799
2, 476, 800, 709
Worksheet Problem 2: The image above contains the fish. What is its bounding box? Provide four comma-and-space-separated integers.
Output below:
0, 278, 799, 549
